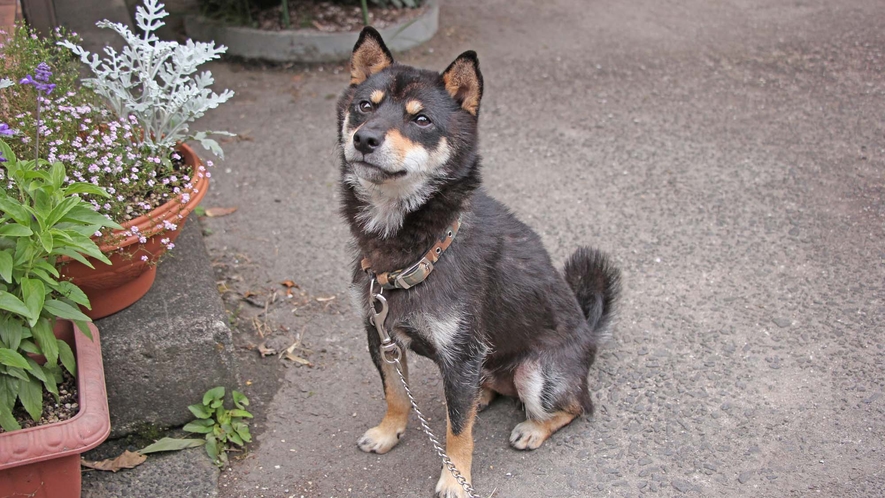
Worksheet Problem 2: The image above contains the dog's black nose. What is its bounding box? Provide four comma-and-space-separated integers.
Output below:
353, 128, 384, 155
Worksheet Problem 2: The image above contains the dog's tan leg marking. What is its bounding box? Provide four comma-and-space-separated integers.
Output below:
434, 406, 476, 498
357, 352, 410, 454
509, 410, 577, 450
476, 387, 496, 412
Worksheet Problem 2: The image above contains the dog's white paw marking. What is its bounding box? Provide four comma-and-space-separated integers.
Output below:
435, 470, 470, 498
357, 426, 403, 454
509, 420, 551, 450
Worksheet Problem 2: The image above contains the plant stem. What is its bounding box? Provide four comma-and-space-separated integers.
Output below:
361, 0, 370, 26
243, 0, 253, 25
34, 96, 41, 163
281, 0, 290, 29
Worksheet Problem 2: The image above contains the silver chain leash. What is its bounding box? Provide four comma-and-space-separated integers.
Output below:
389, 356, 479, 498
369, 281, 480, 498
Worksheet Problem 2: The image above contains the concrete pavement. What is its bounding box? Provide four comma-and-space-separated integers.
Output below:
192, 0, 885, 496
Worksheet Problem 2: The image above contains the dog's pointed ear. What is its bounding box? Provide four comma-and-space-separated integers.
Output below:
350, 27, 394, 86
442, 51, 483, 116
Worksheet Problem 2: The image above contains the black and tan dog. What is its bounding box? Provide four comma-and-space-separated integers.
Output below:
338, 28, 620, 497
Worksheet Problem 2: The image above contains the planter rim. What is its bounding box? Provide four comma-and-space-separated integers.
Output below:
97, 143, 208, 252
56, 142, 208, 261
0, 322, 110, 470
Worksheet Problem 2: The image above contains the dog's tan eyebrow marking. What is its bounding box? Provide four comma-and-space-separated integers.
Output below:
405, 100, 424, 115
370, 90, 385, 104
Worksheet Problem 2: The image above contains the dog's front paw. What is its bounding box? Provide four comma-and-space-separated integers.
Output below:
357, 425, 404, 454
509, 420, 550, 450
435, 470, 471, 498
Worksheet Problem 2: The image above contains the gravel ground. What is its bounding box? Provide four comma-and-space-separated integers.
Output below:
192, 0, 884, 496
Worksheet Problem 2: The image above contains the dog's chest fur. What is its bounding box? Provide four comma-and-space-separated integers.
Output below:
350, 256, 475, 365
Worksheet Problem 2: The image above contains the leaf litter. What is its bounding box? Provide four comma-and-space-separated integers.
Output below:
81, 437, 206, 472
204, 206, 238, 217
81, 450, 146, 472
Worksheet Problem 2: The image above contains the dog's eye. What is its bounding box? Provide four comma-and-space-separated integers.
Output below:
358, 101, 374, 113
414, 115, 432, 127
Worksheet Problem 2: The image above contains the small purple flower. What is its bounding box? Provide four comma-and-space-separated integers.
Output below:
20, 62, 56, 95
0, 151, 6, 163
0, 123, 13, 137
34, 62, 52, 82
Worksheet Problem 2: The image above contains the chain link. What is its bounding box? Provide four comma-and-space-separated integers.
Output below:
389, 355, 480, 498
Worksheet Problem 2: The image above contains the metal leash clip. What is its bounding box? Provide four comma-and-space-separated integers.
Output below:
369, 280, 401, 364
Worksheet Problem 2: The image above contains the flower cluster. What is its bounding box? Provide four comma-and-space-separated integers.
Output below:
19, 62, 56, 95
0, 78, 14, 162
3, 91, 203, 226
1, 22, 216, 240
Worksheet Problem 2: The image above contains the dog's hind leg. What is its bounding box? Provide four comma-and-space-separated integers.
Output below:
358, 326, 410, 454
509, 410, 578, 450
476, 387, 496, 412
509, 360, 582, 450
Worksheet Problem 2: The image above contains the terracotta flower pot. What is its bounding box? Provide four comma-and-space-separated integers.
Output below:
58, 143, 210, 319
0, 321, 110, 498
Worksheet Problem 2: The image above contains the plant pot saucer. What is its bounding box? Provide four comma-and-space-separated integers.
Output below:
185, 0, 439, 63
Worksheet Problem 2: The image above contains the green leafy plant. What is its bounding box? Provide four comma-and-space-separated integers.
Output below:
0, 139, 121, 432
183, 386, 253, 467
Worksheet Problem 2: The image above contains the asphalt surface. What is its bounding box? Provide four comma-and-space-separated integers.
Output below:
192, 0, 885, 496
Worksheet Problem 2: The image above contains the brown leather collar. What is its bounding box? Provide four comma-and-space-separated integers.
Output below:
361, 216, 463, 290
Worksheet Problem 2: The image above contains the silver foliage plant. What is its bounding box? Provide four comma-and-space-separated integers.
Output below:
58, 0, 234, 158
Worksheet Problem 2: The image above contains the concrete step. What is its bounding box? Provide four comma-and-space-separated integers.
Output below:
95, 219, 240, 439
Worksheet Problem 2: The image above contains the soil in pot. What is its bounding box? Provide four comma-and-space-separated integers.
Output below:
0, 371, 79, 434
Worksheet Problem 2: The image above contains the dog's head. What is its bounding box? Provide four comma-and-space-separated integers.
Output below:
337, 28, 483, 192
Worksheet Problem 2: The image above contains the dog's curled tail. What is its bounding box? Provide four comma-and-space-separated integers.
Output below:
563, 247, 621, 342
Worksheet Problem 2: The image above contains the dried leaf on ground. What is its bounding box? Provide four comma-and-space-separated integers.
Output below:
281, 280, 300, 298
257, 342, 276, 357
281, 341, 313, 367
282, 352, 312, 366
81, 450, 146, 472
205, 206, 238, 217
252, 316, 273, 338
221, 130, 253, 143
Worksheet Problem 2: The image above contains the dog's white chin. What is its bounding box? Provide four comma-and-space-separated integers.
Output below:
345, 169, 437, 238
350, 161, 405, 185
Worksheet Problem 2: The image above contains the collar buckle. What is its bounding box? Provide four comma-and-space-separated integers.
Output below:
394, 257, 434, 290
